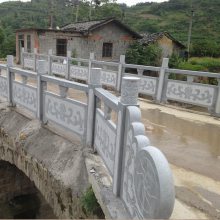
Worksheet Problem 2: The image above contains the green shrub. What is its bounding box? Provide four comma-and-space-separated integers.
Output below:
125, 42, 162, 66
80, 186, 103, 217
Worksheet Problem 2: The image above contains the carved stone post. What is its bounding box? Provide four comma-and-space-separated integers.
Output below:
34, 48, 38, 72
7, 55, 14, 106
117, 55, 125, 92
187, 75, 194, 83
88, 52, 95, 81
48, 49, 53, 75
215, 78, 220, 115
156, 58, 169, 103
113, 76, 140, 196
37, 60, 47, 120
86, 68, 102, 147
66, 51, 71, 80
21, 47, 25, 68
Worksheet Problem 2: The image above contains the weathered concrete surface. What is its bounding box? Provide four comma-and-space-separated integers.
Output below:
0, 100, 89, 219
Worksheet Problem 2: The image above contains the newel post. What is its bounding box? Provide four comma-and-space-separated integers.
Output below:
33, 48, 38, 72
117, 55, 125, 92
21, 47, 25, 68
7, 55, 14, 106
66, 50, 71, 80
86, 68, 102, 147
113, 76, 140, 196
48, 49, 53, 75
88, 52, 95, 80
37, 60, 47, 120
215, 79, 220, 115
156, 58, 169, 103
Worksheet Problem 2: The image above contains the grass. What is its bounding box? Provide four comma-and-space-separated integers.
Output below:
80, 186, 104, 218
172, 57, 220, 73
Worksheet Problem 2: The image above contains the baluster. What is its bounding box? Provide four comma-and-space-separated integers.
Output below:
117, 55, 125, 92
104, 104, 112, 120
7, 55, 14, 106
156, 58, 169, 103
48, 49, 53, 75
37, 60, 47, 120
59, 85, 68, 98
137, 68, 144, 76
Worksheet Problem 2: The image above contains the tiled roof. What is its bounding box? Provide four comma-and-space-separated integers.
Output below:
61, 19, 107, 32
61, 18, 142, 38
139, 32, 185, 48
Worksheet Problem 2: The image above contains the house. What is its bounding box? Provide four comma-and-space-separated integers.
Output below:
16, 18, 142, 63
139, 32, 186, 58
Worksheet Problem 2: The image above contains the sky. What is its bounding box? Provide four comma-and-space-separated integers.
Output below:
0, 0, 168, 6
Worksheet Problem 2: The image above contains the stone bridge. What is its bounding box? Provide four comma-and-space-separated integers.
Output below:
0, 56, 175, 219
0, 52, 220, 219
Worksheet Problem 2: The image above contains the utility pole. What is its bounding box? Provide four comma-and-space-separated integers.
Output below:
187, 0, 194, 59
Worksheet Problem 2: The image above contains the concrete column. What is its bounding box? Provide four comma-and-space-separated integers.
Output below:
86, 68, 102, 147
113, 76, 140, 196
215, 79, 220, 115
156, 58, 169, 103
117, 55, 125, 92
37, 60, 47, 120
6, 55, 14, 106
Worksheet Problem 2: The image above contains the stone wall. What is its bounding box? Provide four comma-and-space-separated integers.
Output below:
0, 103, 90, 219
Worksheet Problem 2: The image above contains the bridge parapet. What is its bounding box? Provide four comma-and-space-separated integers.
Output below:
0, 56, 175, 219
21, 49, 220, 116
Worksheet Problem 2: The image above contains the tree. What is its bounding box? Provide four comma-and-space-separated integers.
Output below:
125, 42, 162, 66
0, 28, 4, 45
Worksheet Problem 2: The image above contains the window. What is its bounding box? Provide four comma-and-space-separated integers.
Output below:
56, 39, 67, 56
18, 34, 24, 48
102, 43, 113, 58
27, 35, 31, 53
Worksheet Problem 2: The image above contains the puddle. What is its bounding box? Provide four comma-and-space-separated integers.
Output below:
141, 108, 220, 181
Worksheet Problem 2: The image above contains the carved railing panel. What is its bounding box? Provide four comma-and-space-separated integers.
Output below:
101, 70, 117, 88
51, 63, 66, 76
166, 80, 217, 107
0, 76, 8, 98
94, 109, 116, 175
121, 106, 175, 219
70, 65, 89, 81
24, 58, 34, 69
12, 82, 37, 113
43, 92, 87, 137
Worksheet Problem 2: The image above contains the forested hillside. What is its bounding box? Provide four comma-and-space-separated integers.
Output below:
0, 0, 220, 57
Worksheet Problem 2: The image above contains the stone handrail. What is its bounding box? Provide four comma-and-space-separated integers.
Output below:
21, 50, 220, 116
0, 55, 175, 219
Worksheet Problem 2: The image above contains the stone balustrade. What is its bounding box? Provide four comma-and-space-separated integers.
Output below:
21, 49, 220, 116
0, 55, 175, 219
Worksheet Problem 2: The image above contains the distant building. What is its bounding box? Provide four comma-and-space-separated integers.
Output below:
139, 32, 186, 58
16, 18, 141, 63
